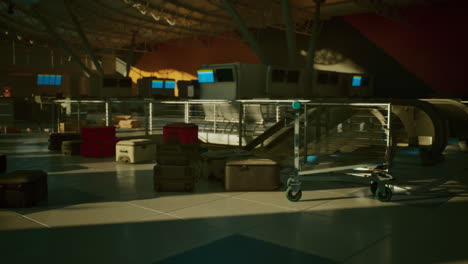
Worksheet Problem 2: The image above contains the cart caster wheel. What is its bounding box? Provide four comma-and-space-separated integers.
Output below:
286, 186, 302, 202
376, 187, 392, 202
370, 181, 378, 195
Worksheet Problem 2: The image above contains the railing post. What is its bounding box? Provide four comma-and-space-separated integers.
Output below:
105, 101, 112, 127
213, 104, 217, 133
144, 102, 149, 136
303, 103, 308, 158
276, 104, 280, 123
77, 101, 81, 131
149, 102, 153, 133
238, 102, 244, 147
184, 102, 189, 123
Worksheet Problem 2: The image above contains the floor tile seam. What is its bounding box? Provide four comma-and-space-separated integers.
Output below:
214, 192, 246, 198
7, 209, 51, 228
122, 201, 185, 219
164, 196, 229, 215
229, 195, 298, 212
340, 233, 392, 263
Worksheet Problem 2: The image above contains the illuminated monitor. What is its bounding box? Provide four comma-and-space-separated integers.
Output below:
151, 80, 164, 89
54, 75, 62, 85
165, 80, 175, 89
352, 75, 362, 87
37, 75, 46, 85
197, 69, 215, 83
37, 74, 62, 85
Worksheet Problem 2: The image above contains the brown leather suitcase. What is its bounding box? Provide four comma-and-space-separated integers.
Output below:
201, 149, 251, 182
0, 170, 48, 208
157, 143, 200, 165
153, 164, 196, 192
225, 158, 281, 191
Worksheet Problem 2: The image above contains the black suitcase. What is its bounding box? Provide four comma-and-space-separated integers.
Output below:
0, 154, 6, 174
49, 132, 81, 151
62, 140, 82, 155
0, 170, 48, 208
153, 164, 196, 192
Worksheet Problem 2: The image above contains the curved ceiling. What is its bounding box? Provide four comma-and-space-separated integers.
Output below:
0, 0, 445, 54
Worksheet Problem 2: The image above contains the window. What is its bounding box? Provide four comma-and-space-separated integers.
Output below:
151, 80, 164, 89
352, 75, 362, 87
37, 74, 62, 86
215, 68, 234, 82
329, 73, 339, 84
317, 72, 328, 84
272, 69, 286, 82
119, 78, 132, 87
197, 69, 215, 83
286, 71, 300, 83
165, 80, 176, 89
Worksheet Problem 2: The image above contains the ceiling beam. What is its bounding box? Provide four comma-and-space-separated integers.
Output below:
221, 0, 270, 65
64, 0, 103, 76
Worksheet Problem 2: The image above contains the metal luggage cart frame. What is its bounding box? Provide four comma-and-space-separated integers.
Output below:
285, 101, 395, 202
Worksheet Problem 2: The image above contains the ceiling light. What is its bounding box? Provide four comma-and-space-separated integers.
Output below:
29, 40, 34, 44
165, 17, 175, 26
150, 12, 160, 21
4, 31, 8, 35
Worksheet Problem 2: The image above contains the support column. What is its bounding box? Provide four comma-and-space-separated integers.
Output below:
29, 8, 93, 77
305, 0, 324, 97
221, 0, 270, 65
64, 0, 104, 76
281, 0, 297, 68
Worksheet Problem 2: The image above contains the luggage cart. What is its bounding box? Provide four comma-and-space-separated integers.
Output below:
285, 101, 395, 202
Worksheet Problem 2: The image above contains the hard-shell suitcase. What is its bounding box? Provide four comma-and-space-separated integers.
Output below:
0, 154, 6, 174
81, 127, 116, 141
81, 139, 119, 158
201, 149, 251, 182
163, 123, 198, 145
62, 140, 82, 155
153, 164, 196, 192
157, 143, 200, 165
116, 139, 157, 163
0, 170, 48, 208
48, 132, 81, 151
225, 158, 281, 191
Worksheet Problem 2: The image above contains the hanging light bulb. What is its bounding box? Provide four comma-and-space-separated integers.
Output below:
150, 12, 160, 21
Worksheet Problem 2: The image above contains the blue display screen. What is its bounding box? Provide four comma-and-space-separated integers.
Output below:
352, 75, 362, 87
37, 75, 62, 86
55, 75, 62, 85
197, 70, 215, 83
165, 80, 175, 89
151, 80, 164, 89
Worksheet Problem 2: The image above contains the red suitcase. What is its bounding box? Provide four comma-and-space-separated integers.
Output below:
81, 139, 119, 158
163, 123, 198, 145
81, 127, 116, 141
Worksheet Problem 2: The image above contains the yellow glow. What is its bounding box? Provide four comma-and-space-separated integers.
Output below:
128, 67, 197, 97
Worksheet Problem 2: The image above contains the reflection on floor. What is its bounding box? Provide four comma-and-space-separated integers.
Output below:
0, 134, 467, 264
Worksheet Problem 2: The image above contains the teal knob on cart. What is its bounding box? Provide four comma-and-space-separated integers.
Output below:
292, 101, 302, 110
